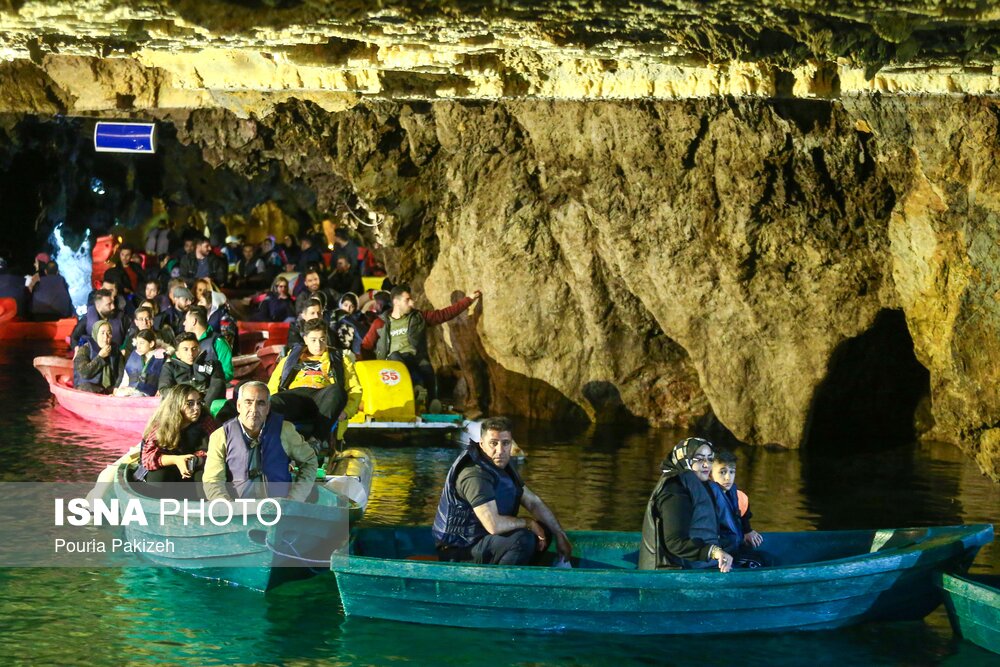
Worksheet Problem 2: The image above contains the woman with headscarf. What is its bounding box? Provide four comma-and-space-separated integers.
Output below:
638, 437, 734, 572
72, 319, 124, 394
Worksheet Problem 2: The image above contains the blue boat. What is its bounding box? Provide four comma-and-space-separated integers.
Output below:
111, 450, 372, 592
940, 572, 1000, 655
330, 524, 993, 634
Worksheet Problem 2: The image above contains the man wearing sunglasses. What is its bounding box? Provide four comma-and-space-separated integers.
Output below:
202, 381, 318, 502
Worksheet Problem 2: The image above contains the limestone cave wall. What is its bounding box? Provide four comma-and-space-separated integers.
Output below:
151, 96, 1000, 480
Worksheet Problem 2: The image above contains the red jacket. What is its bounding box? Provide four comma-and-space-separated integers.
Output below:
360, 296, 474, 360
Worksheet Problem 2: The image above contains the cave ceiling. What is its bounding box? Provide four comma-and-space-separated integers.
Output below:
1, 1, 999, 115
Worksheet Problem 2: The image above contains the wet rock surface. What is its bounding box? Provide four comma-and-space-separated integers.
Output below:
156, 96, 1000, 480
1, 2, 1000, 114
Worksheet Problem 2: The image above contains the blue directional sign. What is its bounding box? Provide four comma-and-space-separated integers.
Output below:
93, 121, 156, 154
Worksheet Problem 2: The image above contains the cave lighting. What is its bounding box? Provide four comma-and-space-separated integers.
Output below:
50, 223, 92, 315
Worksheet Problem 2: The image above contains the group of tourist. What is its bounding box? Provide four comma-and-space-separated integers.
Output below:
16, 221, 482, 495
65, 259, 236, 405
433, 420, 766, 570
11, 219, 766, 575
136, 393, 768, 574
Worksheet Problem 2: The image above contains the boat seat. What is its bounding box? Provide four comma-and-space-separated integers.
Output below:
870, 528, 929, 553
405, 554, 440, 562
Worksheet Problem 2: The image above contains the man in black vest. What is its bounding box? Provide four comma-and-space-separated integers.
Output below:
70, 288, 129, 348
431, 417, 572, 565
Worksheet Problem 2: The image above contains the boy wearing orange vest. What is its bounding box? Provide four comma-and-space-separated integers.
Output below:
710, 450, 764, 549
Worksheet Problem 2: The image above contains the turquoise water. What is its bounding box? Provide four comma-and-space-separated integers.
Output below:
0, 343, 998, 666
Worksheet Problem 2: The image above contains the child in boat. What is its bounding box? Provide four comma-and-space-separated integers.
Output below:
114, 329, 166, 397
707, 449, 764, 556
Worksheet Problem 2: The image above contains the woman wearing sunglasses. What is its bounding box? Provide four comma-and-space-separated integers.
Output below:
135, 383, 218, 487
638, 437, 734, 572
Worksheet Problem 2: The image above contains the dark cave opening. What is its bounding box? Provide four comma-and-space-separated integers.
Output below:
0, 115, 318, 273
804, 309, 930, 453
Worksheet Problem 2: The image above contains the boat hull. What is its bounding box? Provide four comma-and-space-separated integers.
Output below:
34, 355, 256, 434
114, 466, 350, 592
331, 524, 993, 635
49, 379, 157, 434
33, 357, 157, 435
941, 572, 1000, 655
0, 318, 76, 341
237, 321, 289, 346
32, 355, 74, 384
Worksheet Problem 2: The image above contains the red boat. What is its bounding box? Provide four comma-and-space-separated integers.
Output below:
91, 234, 115, 288
34, 353, 256, 434
256, 344, 285, 380
33, 356, 157, 436
237, 321, 289, 346
0, 297, 16, 324
0, 317, 76, 341
237, 330, 267, 354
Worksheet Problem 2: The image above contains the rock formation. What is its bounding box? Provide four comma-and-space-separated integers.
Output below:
1, 1, 1000, 480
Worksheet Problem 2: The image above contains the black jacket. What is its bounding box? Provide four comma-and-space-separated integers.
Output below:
295, 246, 324, 273
157, 353, 226, 407
29, 275, 74, 320
178, 252, 227, 286
328, 270, 362, 297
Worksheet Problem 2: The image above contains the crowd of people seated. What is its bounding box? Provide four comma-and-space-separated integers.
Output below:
8, 218, 397, 386
9, 220, 782, 576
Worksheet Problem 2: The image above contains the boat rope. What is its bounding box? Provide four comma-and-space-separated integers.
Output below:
264, 537, 335, 566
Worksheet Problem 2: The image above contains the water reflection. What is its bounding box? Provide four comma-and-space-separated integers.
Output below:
7, 564, 997, 667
